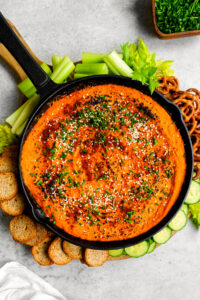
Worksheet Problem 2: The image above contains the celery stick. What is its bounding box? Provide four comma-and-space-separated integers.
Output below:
6, 100, 28, 127
15, 120, 28, 136
105, 51, 133, 77
51, 60, 75, 84
9, 58, 74, 133
74, 73, 96, 80
50, 56, 71, 81
52, 56, 62, 71
75, 63, 109, 75
82, 52, 123, 63
103, 57, 120, 75
18, 78, 34, 98
82, 52, 106, 63
12, 94, 40, 134
41, 63, 52, 76
17, 63, 52, 98
24, 86, 36, 99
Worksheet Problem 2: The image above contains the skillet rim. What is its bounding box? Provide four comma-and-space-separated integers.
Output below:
18, 75, 193, 250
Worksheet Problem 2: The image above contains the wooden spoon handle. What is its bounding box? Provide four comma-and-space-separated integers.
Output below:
0, 19, 43, 81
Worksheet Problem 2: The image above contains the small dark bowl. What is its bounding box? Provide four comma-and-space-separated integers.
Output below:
152, 0, 200, 39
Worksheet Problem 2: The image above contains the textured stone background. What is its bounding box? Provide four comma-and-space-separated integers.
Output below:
0, 1, 200, 299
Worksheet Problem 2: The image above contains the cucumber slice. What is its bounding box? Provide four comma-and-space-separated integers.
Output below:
195, 178, 200, 184
125, 241, 149, 258
181, 204, 189, 216
147, 239, 156, 254
109, 249, 124, 257
153, 227, 172, 244
184, 181, 200, 204
122, 249, 127, 255
168, 210, 187, 231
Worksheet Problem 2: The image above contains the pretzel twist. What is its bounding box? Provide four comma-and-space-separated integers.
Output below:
158, 76, 200, 179
157, 76, 179, 96
194, 162, 200, 180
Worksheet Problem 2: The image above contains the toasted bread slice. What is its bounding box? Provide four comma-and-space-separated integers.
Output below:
3, 144, 18, 158
0, 194, 25, 216
46, 231, 55, 238
0, 153, 17, 173
10, 214, 37, 243
62, 240, 82, 259
48, 237, 72, 265
24, 223, 48, 246
0, 172, 18, 201
84, 249, 109, 267
32, 237, 54, 266
0, 144, 18, 172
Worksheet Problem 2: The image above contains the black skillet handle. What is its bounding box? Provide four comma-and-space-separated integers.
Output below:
0, 12, 58, 99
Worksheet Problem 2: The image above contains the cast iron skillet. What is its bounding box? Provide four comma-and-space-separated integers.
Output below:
0, 13, 193, 250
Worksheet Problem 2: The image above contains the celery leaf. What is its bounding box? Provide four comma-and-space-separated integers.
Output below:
121, 38, 174, 94
0, 124, 17, 154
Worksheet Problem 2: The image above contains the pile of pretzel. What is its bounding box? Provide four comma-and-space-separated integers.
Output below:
157, 76, 200, 179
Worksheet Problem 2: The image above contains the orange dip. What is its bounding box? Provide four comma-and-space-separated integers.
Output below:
21, 84, 186, 241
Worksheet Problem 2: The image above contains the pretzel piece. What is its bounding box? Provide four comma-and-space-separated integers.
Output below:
157, 76, 200, 180
157, 76, 179, 96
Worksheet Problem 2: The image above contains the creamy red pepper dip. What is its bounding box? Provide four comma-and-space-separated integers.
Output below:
21, 84, 186, 241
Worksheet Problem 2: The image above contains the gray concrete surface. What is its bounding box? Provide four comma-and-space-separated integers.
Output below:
0, 1, 200, 299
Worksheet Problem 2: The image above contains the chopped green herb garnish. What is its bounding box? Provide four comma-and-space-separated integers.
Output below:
82, 149, 88, 153
153, 138, 158, 145
155, 0, 200, 34
166, 169, 172, 178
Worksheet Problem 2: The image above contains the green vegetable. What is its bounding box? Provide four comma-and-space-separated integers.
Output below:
51, 56, 62, 70
181, 204, 189, 216
82, 52, 106, 63
0, 124, 17, 154
75, 63, 109, 75
184, 180, 200, 204
17, 62, 52, 98
104, 50, 133, 77
82, 52, 123, 64
103, 56, 120, 75
11, 94, 40, 134
74, 73, 96, 80
109, 248, 124, 257
15, 120, 28, 137
147, 238, 156, 254
155, 0, 200, 34
168, 210, 187, 231
6, 56, 75, 137
6, 100, 28, 127
153, 227, 172, 244
121, 38, 174, 94
50, 56, 75, 83
125, 240, 149, 257
190, 202, 200, 228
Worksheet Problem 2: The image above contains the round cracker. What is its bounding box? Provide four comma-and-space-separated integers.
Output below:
0, 154, 17, 173
62, 240, 82, 259
48, 237, 72, 265
24, 223, 48, 246
0, 172, 18, 201
10, 214, 37, 243
32, 237, 53, 266
84, 249, 109, 267
0, 194, 25, 216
